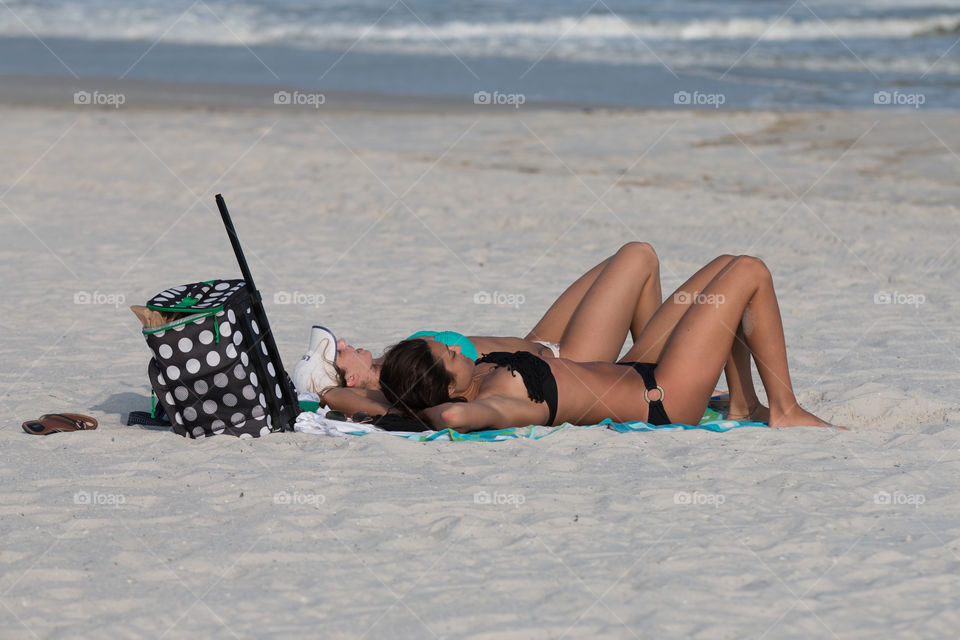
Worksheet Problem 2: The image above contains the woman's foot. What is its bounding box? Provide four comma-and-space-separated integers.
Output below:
769, 404, 835, 429
727, 402, 770, 423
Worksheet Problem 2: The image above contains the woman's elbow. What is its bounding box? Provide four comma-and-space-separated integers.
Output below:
429, 404, 477, 431
420, 404, 461, 429
438, 404, 465, 428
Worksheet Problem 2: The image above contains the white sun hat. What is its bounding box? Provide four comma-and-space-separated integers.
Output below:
292, 326, 339, 395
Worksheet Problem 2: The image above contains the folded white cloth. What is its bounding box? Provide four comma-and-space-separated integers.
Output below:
294, 409, 385, 437
294, 391, 433, 437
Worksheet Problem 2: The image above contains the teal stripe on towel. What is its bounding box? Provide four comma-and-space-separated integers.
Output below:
408, 418, 767, 441
600, 418, 768, 434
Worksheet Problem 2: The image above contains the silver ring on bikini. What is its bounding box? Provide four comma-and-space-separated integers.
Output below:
643, 385, 665, 404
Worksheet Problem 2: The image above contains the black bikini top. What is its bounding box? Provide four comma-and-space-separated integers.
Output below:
476, 351, 559, 426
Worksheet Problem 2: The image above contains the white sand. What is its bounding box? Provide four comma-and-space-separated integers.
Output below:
1, 91, 959, 638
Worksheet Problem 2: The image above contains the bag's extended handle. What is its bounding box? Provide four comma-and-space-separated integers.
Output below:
215, 194, 300, 430
216, 194, 259, 297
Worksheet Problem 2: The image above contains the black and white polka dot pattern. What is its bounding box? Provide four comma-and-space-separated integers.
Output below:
144, 280, 286, 439
147, 279, 247, 312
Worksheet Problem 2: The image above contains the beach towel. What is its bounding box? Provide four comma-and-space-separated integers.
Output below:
293, 394, 768, 442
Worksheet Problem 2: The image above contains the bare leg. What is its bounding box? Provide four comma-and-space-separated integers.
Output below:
529, 249, 770, 419
624, 255, 736, 362
526, 242, 662, 362
619, 254, 769, 419
622, 255, 830, 428
525, 259, 610, 342
724, 327, 770, 422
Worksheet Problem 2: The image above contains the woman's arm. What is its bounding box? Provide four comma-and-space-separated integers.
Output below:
421, 396, 549, 433
324, 387, 390, 416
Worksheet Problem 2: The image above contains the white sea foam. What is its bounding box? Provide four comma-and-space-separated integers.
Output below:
307, 13, 960, 43
4, 4, 960, 43
1, 4, 958, 75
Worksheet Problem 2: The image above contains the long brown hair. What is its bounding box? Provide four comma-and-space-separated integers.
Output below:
379, 339, 465, 418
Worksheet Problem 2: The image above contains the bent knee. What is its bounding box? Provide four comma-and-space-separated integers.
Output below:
732, 255, 771, 279
615, 241, 659, 267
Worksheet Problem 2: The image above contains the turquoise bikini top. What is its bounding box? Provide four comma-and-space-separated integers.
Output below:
406, 330, 479, 362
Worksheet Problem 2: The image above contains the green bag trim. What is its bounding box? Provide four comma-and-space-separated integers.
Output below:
142, 310, 218, 335
146, 302, 227, 314
146, 281, 245, 314
172, 295, 201, 308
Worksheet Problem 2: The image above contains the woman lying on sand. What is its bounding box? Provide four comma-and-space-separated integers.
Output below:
295, 243, 769, 421
379, 255, 833, 431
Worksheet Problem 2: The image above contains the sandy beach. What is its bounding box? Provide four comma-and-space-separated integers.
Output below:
2, 76, 960, 638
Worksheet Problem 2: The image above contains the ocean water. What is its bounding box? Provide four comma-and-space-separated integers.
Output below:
1, 0, 958, 108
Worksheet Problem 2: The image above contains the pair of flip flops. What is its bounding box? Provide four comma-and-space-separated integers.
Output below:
22, 413, 98, 436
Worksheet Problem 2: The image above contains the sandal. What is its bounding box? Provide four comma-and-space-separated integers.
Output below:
22, 413, 99, 436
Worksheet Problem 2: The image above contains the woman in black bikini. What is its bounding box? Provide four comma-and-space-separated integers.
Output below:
379, 255, 833, 430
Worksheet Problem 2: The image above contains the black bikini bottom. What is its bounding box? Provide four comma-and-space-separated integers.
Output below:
620, 362, 672, 426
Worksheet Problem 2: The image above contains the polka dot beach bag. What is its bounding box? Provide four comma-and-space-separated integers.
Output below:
142, 279, 290, 438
